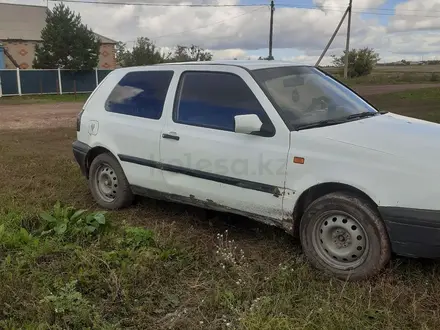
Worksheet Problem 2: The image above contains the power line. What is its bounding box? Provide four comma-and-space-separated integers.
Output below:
120, 6, 265, 42
48, 0, 440, 18
276, 1, 440, 13
49, 0, 266, 7
279, 4, 440, 18
150, 7, 265, 40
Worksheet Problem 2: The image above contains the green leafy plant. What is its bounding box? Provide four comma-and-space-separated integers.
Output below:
41, 280, 86, 315
122, 227, 155, 249
39, 201, 108, 239
40, 280, 105, 328
0, 225, 40, 250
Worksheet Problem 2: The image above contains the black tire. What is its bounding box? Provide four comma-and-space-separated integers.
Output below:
88, 153, 133, 210
299, 191, 391, 281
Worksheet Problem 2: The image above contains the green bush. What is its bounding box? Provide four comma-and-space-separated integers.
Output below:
332, 47, 380, 78
38, 201, 108, 240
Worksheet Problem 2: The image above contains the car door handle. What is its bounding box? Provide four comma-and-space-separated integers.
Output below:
162, 133, 180, 141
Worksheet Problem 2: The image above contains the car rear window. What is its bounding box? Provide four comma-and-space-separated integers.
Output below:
105, 70, 174, 120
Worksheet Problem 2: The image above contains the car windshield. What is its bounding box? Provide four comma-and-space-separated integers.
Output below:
252, 66, 378, 130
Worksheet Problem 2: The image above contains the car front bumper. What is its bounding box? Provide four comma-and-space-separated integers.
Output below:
379, 206, 440, 258
72, 140, 90, 177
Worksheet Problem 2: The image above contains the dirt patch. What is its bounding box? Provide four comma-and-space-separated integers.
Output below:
352, 83, 440, 96
0, 83, 439, 130
0, 102, 81, 129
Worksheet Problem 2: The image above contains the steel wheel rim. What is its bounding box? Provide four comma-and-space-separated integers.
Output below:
95, 163, 118, 203
312, 211, 369, 270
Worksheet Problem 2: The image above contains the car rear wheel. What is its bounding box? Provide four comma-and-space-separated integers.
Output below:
89, 153, 133, 210
300, 191, 391, 281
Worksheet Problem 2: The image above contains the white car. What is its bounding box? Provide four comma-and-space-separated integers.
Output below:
73, 60, 440, 280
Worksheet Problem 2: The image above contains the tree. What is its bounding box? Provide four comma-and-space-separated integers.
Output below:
117, 37, 165, 67
115, 39, 212, 67
33, 3, 100, 70
331, 47, 380, 78
115, 41, 129, 67
168, 45, 213, 62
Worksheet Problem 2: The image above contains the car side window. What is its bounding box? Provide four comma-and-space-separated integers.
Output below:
174, 71, 275, 136
105, 70, 174, 119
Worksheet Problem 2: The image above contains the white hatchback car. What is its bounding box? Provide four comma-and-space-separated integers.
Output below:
73, 60, 440, 280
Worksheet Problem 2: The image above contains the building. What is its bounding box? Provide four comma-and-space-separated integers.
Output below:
0, 3, 117, 70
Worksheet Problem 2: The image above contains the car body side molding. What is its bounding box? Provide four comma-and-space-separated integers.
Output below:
118, 154, 282, 197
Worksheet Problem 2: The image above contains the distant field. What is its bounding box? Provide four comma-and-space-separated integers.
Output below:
323, 64, 440, 85
324, 64, 440, 74
375, 65, 440, 73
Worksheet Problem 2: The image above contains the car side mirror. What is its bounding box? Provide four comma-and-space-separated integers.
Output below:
234, 114, 263, 134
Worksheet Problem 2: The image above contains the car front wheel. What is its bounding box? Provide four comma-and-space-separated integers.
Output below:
89, 153, 133, 210
300, 191, 391, 281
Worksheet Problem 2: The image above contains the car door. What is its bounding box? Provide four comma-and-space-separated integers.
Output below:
159, 66, 291, 221
101, 69, 174, 192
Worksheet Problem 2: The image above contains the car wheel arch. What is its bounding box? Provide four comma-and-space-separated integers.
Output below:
85, 146, 116, 178
291, 182, 378, 237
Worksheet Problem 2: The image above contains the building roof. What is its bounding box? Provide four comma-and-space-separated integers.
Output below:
0, 2, 116, 44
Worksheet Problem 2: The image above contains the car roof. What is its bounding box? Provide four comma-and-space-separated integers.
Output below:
116, 60, 312, 72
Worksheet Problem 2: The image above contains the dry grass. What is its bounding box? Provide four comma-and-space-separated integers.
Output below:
1, 89, 440, 329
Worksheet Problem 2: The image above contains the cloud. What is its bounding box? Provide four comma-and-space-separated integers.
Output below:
211, 48, 253, 59
389, 0, 440, 32
314, 0, 387, 10
3, 0, 440, 64
63, 0, 384, 53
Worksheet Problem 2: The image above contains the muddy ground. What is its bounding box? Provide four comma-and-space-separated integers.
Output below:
0, 84, 438, 130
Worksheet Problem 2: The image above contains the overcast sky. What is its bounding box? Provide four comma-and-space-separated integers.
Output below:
3, 0, 440, 65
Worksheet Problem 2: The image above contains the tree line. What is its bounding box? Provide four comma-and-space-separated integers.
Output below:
115, 37, 212, 67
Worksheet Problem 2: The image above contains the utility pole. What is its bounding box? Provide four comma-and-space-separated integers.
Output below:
344, 0, 353, 78
315, 7, 349, 67
268, 0, 274, 60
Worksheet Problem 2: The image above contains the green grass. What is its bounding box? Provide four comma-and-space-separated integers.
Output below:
374, 65, 440, 73
333, 72, 439, 86
0, 93, 90, 105
367, 87, 440, 122
324, 64, 440, 74
322, 66, 440, 85
373, 87, 440, 100
1, 89, 440, 329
